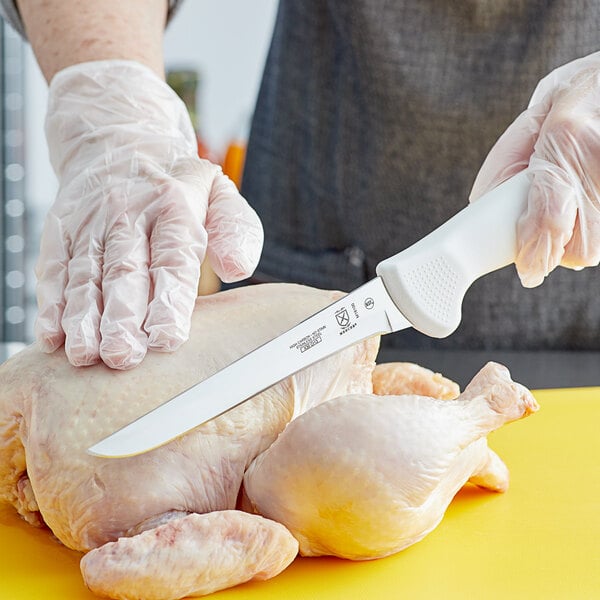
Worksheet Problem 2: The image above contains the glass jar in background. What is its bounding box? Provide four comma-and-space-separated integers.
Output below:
166, 68, 213, 162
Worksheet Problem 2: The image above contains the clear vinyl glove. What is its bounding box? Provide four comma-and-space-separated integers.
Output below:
470, 51, 600, 288
36, 60, 264, 369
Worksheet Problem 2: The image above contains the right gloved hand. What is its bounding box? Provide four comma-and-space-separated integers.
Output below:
470, 52, 600, 288
36, 60, 264, 370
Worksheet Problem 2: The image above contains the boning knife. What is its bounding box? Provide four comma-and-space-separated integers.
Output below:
89, 170, 531, 458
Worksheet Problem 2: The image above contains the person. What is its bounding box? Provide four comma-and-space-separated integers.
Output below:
240, 1, 600, 353
1, 0, 599, 369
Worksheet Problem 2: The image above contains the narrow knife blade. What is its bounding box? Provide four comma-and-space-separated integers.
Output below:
88, 277, 411, 458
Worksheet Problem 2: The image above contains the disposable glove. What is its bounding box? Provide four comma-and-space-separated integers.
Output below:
36, 60, 264, 369
470, 52, 600, 287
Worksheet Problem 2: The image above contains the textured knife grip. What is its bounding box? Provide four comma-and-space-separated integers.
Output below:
376, 170, 531, 338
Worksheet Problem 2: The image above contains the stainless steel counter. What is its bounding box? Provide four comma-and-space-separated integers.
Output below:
377, 348, 600, 390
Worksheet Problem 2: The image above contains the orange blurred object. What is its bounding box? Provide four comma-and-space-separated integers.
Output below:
222, 140, 247, 188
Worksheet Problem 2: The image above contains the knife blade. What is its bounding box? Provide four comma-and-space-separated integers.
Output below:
89, 170, 531, 458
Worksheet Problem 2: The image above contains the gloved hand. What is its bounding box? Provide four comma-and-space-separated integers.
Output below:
470, 52, 600, 288
36, 60, 264, 369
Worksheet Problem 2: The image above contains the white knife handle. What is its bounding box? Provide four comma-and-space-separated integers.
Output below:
376, 170, 531, 338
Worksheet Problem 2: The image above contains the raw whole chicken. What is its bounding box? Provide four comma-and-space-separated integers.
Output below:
0, 283, 538, 600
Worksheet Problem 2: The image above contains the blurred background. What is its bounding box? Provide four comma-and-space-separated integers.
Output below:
0, 0, 278, 349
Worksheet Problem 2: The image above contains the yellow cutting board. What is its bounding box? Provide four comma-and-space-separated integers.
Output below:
1, 388, 599, 600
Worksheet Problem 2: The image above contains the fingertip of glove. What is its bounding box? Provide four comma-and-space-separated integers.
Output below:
100, 348, 146, 370
99, 339, 146, 370
35, 317, 65, 353
37, 335, 64, 354
223, 252, 262, 282
99, 327, 147, 370
64, 341, 101, 367
68, 353, 101, 368
208, 228, 264, 283
147, 327, 187, 352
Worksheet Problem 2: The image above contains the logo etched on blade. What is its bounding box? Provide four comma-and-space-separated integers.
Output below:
335, 308, 350, 328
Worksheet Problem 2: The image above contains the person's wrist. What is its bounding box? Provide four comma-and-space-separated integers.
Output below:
17, 0, 167, 82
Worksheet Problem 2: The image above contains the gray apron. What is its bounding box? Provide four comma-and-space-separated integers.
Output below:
242, 0, 600, 350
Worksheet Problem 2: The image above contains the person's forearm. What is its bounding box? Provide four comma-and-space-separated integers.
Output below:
16, 0, 168, 82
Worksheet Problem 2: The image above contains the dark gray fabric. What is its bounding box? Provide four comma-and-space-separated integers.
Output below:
242, 0, 600, 351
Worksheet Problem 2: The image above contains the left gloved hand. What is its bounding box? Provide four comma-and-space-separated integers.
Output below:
470, 52, 600, 288
36, 60, 264, 370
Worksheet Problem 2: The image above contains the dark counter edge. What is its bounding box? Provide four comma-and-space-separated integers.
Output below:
2, 343, 598, 392
376, 349, 600, 390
